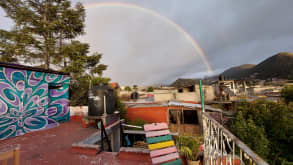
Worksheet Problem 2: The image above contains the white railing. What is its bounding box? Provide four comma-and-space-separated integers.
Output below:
203, 112, 269, 165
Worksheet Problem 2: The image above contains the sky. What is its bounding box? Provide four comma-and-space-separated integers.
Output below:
1, 0, 293, 85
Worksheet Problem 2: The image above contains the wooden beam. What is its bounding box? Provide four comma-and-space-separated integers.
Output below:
150, 146, 177, 158
151, 152, 179, 164
0, 150, 14, 161
123, 130, 178, 136
161, 159, 182, 165
146, 135, 172, 144
146, 130, 170, 138
14, 147, 20, 165
148, 140, 175, 150
144, 123, 168, 131
0, 146, 20, 165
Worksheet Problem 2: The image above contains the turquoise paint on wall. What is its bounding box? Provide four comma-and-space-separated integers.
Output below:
0, 67, 70, 139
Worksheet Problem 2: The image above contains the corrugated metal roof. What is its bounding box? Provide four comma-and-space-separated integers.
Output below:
168, 101, 201, 109
168, 101, 223, 112
125, 102, 168, 108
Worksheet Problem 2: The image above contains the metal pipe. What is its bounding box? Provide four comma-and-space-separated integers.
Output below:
121, 124, 143, 129
103, 95, 106, 116
199, 80, 205, 112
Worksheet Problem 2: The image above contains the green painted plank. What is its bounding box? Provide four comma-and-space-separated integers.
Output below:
161, 159, 182, 165
146, 135, 172, 144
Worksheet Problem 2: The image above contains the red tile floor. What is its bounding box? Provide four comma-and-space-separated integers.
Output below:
0, 122, 151, 165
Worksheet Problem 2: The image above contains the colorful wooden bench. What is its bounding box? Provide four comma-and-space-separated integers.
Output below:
144, 123, 182, 165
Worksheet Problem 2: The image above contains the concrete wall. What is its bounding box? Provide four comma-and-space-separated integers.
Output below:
0, 67, 70, 140
169, 124, 201, 135
176, 92, 200, 102
252, 86, 281, 94
152, 85, 215, 103
70, 106, 88, 116
126, 106, 168, 123
153, 93, 175, 102
200, 85, 216, 102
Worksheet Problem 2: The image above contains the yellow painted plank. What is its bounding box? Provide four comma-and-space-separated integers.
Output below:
148, 140, 175, 150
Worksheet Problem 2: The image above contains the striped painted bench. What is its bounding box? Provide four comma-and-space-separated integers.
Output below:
144, 123, 182, 165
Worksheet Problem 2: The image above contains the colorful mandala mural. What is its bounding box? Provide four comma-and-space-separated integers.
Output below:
0, 67, 70, 139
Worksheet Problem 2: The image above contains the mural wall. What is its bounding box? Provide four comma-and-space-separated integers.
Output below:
0, 67, 70, 139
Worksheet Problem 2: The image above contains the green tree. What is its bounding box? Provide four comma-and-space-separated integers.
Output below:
114, 91, 127, 120
230, 112, 269, 158
128, 119, 147, 130
281, 86, 293, 104
125, 86, 132, 92
133, 85, 138, 90
0, 0, 85, 69
60, 41, 107, 81
0, 1, 109, 105
229, 100, 293, 164
147, 86, 154, 92
69, 76, 110, 106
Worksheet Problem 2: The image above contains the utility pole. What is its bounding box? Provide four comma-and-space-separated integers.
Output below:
199, 80, 205, 135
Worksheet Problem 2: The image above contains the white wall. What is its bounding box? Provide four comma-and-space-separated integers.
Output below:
154, 93, 175, 102
152, 85, 216, 103
70, 106, 88, 116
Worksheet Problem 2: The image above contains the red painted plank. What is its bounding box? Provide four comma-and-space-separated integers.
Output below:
152, 153, 179, 164
150, 146, 177, 158
144, 123, 168, 131
146, 130, 170, 138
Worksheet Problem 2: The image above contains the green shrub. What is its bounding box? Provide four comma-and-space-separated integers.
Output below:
175, 135, 203, 161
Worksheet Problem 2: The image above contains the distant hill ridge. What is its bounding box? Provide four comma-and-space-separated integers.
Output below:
222, 52, 293, 79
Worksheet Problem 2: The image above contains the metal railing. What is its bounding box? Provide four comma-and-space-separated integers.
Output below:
203, 112, 269, 165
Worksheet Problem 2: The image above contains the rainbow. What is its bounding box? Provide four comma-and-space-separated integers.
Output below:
83, 2, 213, 73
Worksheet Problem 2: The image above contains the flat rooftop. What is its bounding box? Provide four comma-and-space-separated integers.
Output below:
0, 122, 151, 165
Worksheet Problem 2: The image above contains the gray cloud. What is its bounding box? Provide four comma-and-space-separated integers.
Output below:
1, 0, 293, 85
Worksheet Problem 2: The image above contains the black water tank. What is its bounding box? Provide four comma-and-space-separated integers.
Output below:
130, 91, 139, 100
88, 84, 115, 116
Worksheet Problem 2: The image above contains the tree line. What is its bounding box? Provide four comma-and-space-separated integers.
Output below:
228, 88, 293, 165
0, 0, 109, 105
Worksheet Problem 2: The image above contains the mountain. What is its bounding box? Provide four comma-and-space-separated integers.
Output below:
221, 52, 293, 80
222, 64, 256, 79
170, 78, 214, 87
171, 78, 199, 87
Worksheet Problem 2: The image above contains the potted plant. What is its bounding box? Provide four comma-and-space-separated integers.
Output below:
176, 135, 203, 165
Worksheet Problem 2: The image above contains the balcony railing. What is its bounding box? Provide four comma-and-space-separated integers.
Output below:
203, 112, 269, 165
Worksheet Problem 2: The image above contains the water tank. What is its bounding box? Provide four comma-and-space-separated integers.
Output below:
130, 91, 139, 100
88, 84, 115, 116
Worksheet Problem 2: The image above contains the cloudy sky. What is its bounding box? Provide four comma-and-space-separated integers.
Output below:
1, 0, 293, 85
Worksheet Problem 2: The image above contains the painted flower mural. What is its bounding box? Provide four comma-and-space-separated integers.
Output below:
0, 67, 70, 139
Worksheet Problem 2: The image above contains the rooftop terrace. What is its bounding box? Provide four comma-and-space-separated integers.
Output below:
0, 122, 151, 165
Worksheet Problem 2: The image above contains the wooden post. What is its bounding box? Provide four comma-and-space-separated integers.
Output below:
0, 146, 19, 165
2, 160, 8, 165
14, 147, 20, 165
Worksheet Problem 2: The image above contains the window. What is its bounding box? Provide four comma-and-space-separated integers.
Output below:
178, 88, 183, 93
183, 110, 198, 124
48, 83, 63, 89
188, 86, 195, 92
